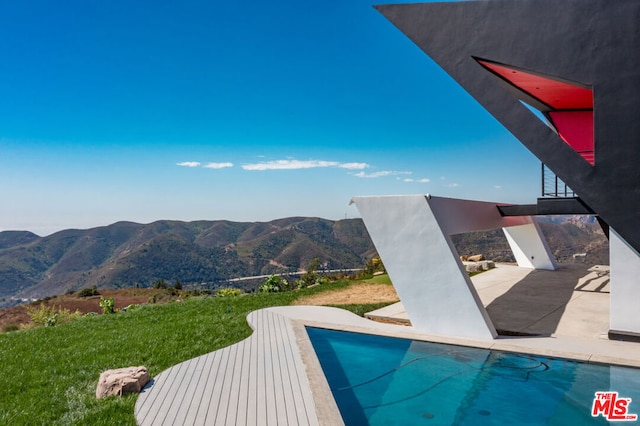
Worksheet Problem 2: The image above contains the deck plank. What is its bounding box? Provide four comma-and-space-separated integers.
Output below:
165, 355, 205, 425
279, 314, 310, 425
246, 313, 259, 426
138, 358, 188, 425
194, 350, 223, 424
234, 336, 252, 426
183, 352, 215, 425
273, 311, 294, 425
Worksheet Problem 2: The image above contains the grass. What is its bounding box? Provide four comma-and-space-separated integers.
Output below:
358, 273, 393, 285
0, 278, 392, 425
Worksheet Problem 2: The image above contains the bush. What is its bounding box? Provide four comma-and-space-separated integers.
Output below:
123, 304, 140, 312
259, 275, 287, 293
357, 256, 386, 279
26, 305, 82, 327
147, 291, 177, 304
2, 324, 19, 333
154, 279, 168, 289
99, 297, 116, 314
295, 258, 329, 289
215, 287, 243, 297
76, 286, 100, 297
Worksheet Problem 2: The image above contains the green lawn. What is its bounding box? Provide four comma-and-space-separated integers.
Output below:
0, 279, 392, 425
359, 273, 393, 285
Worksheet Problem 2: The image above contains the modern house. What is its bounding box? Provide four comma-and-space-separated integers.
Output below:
353, 0, 640, 341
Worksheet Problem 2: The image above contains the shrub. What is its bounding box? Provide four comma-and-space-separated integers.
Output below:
147, 291, 177, 304
76, 286, 100, 297
154, 279, 168, 289
98, 297, 116, 314
259, 275, 287, 293
123, 304, 140, 312
26, 305, 82, 327
173, 279, 183, 290
357, 256, 386, 279
2, 324, 19, 333
215, 287, 243, 297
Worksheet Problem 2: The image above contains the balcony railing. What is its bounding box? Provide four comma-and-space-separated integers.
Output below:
541, 163, 576, 198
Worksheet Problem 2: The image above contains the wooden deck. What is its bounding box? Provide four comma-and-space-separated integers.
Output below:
135, 308, 322, 426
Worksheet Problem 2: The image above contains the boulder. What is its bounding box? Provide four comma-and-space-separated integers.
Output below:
96, 366, 150, 398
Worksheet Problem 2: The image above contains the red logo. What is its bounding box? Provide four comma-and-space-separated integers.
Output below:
592, 391, 638, 421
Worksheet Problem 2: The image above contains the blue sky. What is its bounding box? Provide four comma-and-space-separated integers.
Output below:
0, 0, 540, 236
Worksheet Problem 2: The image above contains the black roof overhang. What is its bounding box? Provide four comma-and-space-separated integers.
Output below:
376, 0, 640, 253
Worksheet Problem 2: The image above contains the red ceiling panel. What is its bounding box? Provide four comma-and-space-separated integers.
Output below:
478, 60, 593, 110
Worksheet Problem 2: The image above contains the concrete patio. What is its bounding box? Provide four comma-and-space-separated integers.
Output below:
367, 263, 611, 339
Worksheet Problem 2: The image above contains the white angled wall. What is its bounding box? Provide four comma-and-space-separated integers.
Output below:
609, 229, 640, 335
503, 223, 557, 270
351, 194, 558, 340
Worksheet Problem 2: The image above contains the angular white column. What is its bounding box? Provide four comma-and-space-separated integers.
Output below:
609, 229, 640, 336
351, 194, 557, 340
503, 223, 558, 270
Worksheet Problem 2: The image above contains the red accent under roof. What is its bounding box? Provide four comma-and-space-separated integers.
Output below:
548, 111, 594, 165
478, 60, 593, 110
477, 59, 594, 165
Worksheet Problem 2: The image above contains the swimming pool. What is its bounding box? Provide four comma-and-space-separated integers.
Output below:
306, 327, 640, 425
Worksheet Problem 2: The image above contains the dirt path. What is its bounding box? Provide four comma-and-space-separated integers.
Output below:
293, 283, 399, 306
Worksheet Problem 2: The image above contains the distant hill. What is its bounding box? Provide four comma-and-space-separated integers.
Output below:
0, 218, 376, 307
0, 215, 609, 308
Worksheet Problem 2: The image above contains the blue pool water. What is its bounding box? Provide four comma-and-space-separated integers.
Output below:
306, 327, 640, 425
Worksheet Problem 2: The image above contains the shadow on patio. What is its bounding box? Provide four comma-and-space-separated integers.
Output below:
486, 264, 609, 336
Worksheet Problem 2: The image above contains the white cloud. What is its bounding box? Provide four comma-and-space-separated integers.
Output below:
241, 159, 370, 171
177, 161, 201, 167
353, 171, 391, 178
353, 170, 410, 179
446, 183, 460, 188
418, 178, 430, 183
494, 185, 502, 189
404, 178, 414, 182
204, 162, 234, 169
339, 162, 369, 170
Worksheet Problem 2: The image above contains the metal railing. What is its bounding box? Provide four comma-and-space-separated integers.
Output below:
541, 163, 576, 198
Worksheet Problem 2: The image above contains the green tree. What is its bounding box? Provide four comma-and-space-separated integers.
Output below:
154, 279, 168, 289
173, 279, 183, 290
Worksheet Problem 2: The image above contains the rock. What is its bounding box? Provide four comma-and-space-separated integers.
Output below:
464, 262, 482, 273
466, 254, 484, 262
96, 366, 150, 398
481, 260, 495, 270
463, 260, 495, 273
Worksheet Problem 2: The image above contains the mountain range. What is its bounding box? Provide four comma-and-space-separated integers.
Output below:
0, 217, 375, 308
0, 215, 608, 309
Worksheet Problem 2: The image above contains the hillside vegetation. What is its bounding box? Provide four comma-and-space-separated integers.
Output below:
0, 218, 375, 307
0, 215, 609, 309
